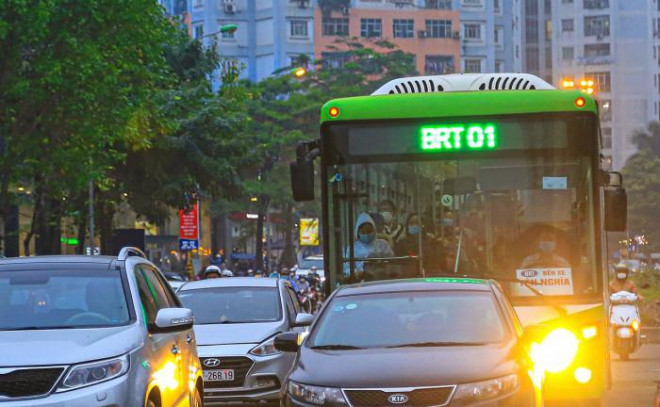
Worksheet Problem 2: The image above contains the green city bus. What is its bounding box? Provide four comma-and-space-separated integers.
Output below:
290, 73, 627, 405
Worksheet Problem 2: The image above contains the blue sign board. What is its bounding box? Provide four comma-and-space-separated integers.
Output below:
179, 239, 199, 251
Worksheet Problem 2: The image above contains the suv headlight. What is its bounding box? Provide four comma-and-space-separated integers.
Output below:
453, 374, 519, 404
57, 355, 129, 392
288, 381, 348, 405
250, 336, 281, 356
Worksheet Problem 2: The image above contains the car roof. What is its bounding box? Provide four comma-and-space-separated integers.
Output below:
0, 255, 116, 267
303, 255, 323, 260
179, 277, 280, 291
335, 277, 493, 297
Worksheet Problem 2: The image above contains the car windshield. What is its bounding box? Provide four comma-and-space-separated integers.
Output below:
310, 291, 507, 348
0, 269, 130, 330
300, 259, 324, 270
178, 287, 282, 324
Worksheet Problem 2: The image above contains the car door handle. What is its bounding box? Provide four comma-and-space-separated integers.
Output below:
186, 334, 194, 344
171, 344, 180, 355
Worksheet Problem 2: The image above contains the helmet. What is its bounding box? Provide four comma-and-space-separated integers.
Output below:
205, 265, 222, 277
615, 263, 629, 279
221, 270, 234, 277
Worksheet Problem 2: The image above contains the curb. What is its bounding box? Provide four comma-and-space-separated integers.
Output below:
641, 327, 660, 343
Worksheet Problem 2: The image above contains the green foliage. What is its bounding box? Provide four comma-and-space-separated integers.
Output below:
622, 122, 660, 249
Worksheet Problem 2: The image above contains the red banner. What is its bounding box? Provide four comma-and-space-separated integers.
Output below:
179, 203, 199, 240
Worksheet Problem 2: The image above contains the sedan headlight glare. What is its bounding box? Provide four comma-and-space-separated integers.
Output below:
250, 336, 281, 356
58, 354, 129, 392
288, 381, 348, 406
530, 328, 579, 373
453, 374, 519, 403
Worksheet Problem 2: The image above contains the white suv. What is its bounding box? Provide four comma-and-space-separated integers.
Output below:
0, 247, 203, 406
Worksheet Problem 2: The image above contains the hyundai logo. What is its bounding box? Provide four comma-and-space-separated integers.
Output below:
520, 269, 538, 278
388, 394, 409, 404
203, 358, 221, 368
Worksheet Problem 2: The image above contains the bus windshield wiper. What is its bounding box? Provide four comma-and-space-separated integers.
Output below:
388, 341, 487, 348
310, 344, 364, 350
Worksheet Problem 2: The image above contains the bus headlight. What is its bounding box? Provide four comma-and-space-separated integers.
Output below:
530, 328, 579, 373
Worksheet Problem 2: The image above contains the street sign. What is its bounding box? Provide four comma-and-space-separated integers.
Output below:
300, 218, 320, 246
179, 203, 199, 251
179, 239, 199, 251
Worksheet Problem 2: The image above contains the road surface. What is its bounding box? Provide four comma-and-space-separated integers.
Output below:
604, 343, 660, 406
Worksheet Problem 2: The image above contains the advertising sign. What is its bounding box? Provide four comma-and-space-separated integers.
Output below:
300, 218, 320, 246
179, 203, 199, 251
514, 268, 574, 296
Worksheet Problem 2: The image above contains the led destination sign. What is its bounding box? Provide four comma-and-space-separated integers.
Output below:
421, 125, 497, 151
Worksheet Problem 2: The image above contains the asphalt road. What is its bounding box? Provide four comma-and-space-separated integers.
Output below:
604, 343, 660, 406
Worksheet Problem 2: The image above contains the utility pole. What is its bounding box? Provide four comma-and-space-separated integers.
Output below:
88, 179, 94, 255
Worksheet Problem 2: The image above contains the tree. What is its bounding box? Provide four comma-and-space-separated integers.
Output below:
246, 39, 417, 268
0, 0, 178, 253
622, 122, 660, 249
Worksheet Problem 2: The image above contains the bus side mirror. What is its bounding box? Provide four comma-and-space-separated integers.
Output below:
604, 187, 627, 232
290, 160, 315, 202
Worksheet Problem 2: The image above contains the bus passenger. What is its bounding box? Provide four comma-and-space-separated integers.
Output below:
395, 213, 445, 276
520, 230, 570, 269
344, 213, 394, 276
378, 199, 404, 242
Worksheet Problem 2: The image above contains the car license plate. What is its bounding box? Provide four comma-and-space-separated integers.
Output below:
203, 369, 235, 382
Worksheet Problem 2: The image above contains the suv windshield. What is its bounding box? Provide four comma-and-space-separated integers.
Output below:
310, 291, 507, 349
0, 269, 130, 330
179, 287, 282, 324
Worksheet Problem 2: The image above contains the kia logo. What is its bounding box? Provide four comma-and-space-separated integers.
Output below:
388, 394, 408, 404
203, 358, 221, 368
520, 270, 538, 278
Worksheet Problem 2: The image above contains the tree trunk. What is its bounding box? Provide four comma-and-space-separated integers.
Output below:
34, 197, 62, 255
280, 203, 297, 268
255, 197, 269, 271
96, 193, 116, 255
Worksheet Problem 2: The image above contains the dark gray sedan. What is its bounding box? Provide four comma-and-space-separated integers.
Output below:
275, 278, 541, 406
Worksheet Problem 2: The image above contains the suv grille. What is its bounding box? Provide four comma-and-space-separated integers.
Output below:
0, 367, 65, 398
344, 386, 454, 407
200, 357, 254, 388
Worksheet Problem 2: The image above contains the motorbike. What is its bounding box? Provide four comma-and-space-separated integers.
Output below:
298, 289, 313, 314
609, 291, 641, 360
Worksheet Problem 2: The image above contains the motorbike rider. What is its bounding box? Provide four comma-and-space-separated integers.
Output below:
279, 267, 300, 292
609, 263, 643, 299
297, 275, 311, 292
204, 265, 222, 279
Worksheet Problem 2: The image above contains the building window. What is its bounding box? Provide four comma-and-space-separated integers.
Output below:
544, 0, 552, 13
495, 60, 504, 72
602, 127, 612, 149
463, 23, 482, 41
600, 100, 612, 121
393, 19, 415, 38
193, 23, 204, 39
562, 0, 573, 3
494, 0, 501, 12
561, 19, 574, 32
526, 48, 540, 71
591, 71, 611, 92
290, 20, 309, 38
360, 18, 382, 38
525, 0, 538, 14
322, 17, 349, 36
322, 52, 350, 69
426, 20, 452, 38
193, 0, 203, 8
584, 43, 610, 57
426, 0, 452, 9
494, 26, 504, 47
562, 46, 574, 60
545, 46, 552, 69
584, 0, 608, 9
584, 15, 610, 37
425, 55, 454, 74
462, 0, 483, 7
526, 19, 539, 43
464, 58, 482, 73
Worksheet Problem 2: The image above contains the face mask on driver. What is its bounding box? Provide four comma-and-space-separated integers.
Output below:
539, 241, 556, 253
358, 232, 375, 244
616, 272, 627, 280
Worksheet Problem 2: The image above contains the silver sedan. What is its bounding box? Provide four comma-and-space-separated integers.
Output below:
177, 277, 314, 406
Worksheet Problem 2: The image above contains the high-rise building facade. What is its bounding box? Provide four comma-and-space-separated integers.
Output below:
314, 0, 461, 77
520, 0, 554, 83
165, 0, 315, 82
551, 0, 652, 170
459, 0, 516, 74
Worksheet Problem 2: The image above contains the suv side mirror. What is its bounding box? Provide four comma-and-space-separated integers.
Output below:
290, 161, 315, 202
149, 308, 194, 333
293, 313, 315, 327
604, 187, 627, 232
274, 332, 301, 352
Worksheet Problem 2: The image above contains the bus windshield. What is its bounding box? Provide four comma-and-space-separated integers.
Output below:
324, 113, 601, 302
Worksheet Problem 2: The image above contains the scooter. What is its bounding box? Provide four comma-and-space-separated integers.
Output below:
609, 291, 641, 360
